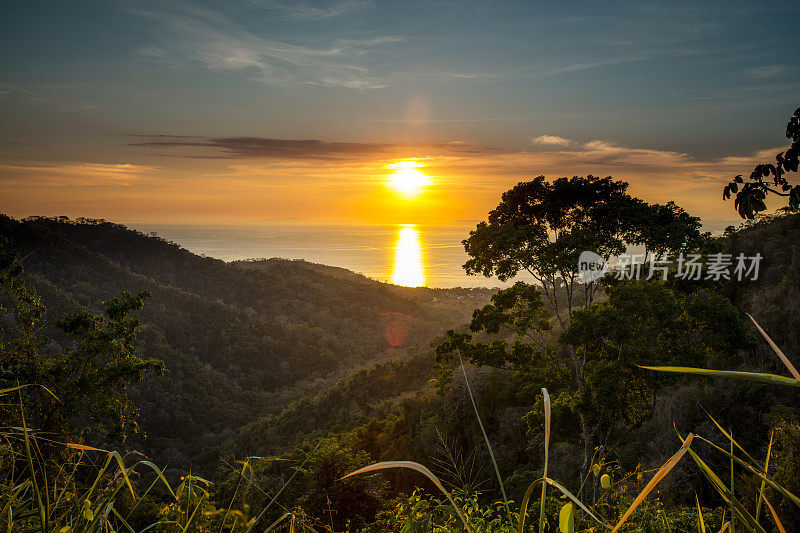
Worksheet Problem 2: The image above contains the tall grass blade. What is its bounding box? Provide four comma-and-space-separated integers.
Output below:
694, 435, 800, 509
0, 383, 59, 401
181, 493, 207, 533
543, 477, 609, 529
458, 355, 512, 525
678, 435, 766, 533
341, 461, 474, 533
518, 476, 611, 532
263, 512, 292, 532
65, 443, 107, 452
136, 460, 178, 500
516, 388, 550, 533
695, 494, 705, 533
761, 494, 787, 533
245, 442, 318, 533
539, 388, 550, 533
219, 459, 250, 533
747, 314, 800, 379
109, 505, 137, 533
518, 480, 539, 533
18, 392, 46, 533
699, 407, 759, 466
755, 430, 774, 523
611, 434, 694, 532
729, 431, 735, 533
0, 480, 31, 531
640, 366, 800, 387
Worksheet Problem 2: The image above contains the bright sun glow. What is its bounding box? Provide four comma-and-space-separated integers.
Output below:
392, 225, 426, 287
387, 160, 431, 197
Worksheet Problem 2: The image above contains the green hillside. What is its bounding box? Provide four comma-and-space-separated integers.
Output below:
0, 215, 492, 471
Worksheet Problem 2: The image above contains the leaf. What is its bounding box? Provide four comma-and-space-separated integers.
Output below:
66, 443, 108, 452
679, 436, 766, 533
694, 435, 800, 510
341, 461, 473, 533
263, 513, 293, 532
761, 494, 787, 533
544, 477, 610, 528
458, 356, 512, 525
539, 388, 551, 533
612, 434, 694, 532
755, 430, 774, 523
747, 314, 800, 380
601, 474, 611, 489
696, 494, 706, 533
0, 383, 60, 401
559, 503, 574, 533
640, 366, 800, 388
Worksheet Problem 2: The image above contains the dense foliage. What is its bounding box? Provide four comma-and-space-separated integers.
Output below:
0, 215, 491, 471
2, 205, 800, 531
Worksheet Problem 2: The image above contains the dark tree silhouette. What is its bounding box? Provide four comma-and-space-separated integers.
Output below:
724, 106, 800, 218
461, 175, 701, 328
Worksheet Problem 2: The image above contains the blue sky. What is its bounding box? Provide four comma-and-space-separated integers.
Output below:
1, 0, 799, 225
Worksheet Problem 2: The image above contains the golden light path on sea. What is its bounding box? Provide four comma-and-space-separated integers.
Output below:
392, 224, 426, 287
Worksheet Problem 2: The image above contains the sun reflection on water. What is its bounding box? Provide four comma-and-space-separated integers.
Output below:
392, 225, 426, 287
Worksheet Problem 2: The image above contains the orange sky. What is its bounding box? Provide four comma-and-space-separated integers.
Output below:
0, 139, 785, 231
2, 3, 797, 231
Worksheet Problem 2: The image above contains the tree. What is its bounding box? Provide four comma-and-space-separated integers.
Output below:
439, 175, 705, 500
295, 437, 389, 530
556, 278, 753, 493
439, 277, 754, 502
462, 175, 700, 328
723, 106, 800, 218
0, 244, 164, 444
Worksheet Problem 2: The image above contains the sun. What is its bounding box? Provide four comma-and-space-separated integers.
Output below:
387, 160, 431, 197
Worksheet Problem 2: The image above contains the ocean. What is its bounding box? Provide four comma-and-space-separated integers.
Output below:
131, 223, 521, 289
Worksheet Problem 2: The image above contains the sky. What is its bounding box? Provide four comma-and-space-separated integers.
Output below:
1, 0, 799, 228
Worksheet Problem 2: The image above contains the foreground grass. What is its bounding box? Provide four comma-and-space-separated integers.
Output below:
3, 315, 799, 532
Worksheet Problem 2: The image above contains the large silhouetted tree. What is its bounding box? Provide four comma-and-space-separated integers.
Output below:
462, 175, 700, 328
438, 175, 705, 502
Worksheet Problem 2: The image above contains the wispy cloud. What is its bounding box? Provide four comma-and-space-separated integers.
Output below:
131, 3, 397, 89
130, 135, 494, 160
132, 135, 392, 159
0, 82, 103, 111
0, 162, 155, 187
531, 135, 571, 147
261, 0, 371, 19
744, 65, 790, 79
0, 83, 55, 104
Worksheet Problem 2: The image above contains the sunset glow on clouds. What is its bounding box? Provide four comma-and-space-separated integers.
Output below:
1, 1, 798, 228
0, 135, 786, 228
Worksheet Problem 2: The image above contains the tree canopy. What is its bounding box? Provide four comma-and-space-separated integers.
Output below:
462, 175, 701, 327
723, 106, 800, 218
0, 244, 164, 443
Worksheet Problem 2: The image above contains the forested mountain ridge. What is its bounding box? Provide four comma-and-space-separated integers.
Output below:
230, 213, 800, 523
0, 214, 493, 470
4, 211, 800, 530
726, 214, 800, 357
